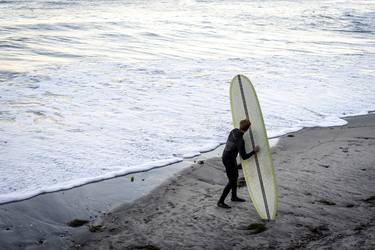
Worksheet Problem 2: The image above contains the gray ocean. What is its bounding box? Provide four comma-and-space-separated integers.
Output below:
0, 0, 374, 203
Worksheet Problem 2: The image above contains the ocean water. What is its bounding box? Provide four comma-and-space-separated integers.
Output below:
0, 0, 374, 204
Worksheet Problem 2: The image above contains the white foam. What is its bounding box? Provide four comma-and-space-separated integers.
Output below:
0, 0, 374, 204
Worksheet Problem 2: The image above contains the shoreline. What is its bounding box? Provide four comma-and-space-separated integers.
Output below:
0, 139, 238, 249
0, 137, 281, 206
0, 113, 374, 249
0, 151, 219, 249
72, 113, 375, 249
0, 110, 368, 206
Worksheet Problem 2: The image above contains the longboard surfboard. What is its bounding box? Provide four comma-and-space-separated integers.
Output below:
230, 74, 278, 220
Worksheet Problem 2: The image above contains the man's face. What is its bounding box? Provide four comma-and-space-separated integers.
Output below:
244, 123, 251, 132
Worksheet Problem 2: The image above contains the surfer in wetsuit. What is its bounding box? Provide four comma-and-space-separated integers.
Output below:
218, 119, 259, 209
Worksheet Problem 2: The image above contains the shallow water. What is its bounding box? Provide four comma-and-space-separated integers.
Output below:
0, 0, 374, 203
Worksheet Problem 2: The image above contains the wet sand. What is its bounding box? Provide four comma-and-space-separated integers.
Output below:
0, 157, 209, 249
71, 113, 375, 249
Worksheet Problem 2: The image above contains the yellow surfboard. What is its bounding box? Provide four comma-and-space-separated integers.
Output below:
230, 74, 278, 220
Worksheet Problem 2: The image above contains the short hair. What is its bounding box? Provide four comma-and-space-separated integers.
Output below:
239, 119, 251, 131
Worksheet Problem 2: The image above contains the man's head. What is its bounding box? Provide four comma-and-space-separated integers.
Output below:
239, 119, 251, 132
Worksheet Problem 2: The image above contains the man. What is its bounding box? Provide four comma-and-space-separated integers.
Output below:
218, 119, 259, 209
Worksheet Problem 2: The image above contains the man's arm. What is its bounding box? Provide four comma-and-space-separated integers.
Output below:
238, 139, 256, 160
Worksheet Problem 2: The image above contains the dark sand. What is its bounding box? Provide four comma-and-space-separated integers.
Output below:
0, 157, 214, 249
70, 114, 375, 249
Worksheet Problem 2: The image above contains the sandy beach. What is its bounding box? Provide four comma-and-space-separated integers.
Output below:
69, 113, 375, 249
0, 114, 374, 249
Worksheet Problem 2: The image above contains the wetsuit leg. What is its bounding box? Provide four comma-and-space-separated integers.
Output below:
230, 166, 239, 200
219, 157, 238, 203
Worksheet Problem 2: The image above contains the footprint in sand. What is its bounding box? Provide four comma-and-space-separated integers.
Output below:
363, 196, 375, 206
339, 147, 349, 153
238, 223, 267, 234
318, 164, 330, 168
316, 199, 336, 206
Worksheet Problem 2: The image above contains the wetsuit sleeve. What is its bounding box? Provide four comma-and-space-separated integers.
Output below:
238, 138, 255, 160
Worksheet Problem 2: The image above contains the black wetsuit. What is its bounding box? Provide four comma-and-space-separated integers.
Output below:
219, 128, 255, 203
